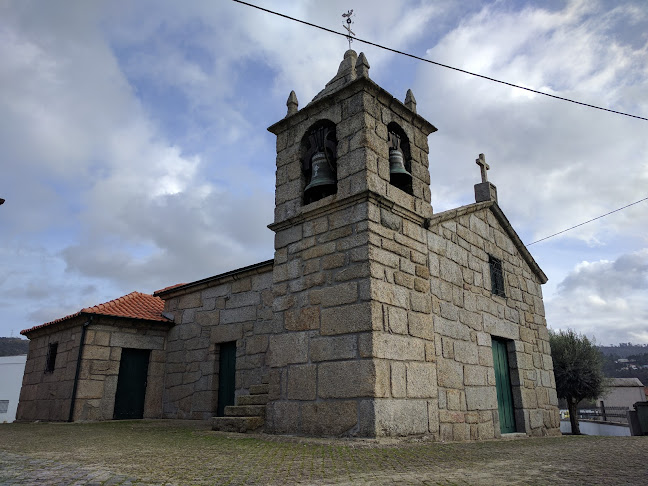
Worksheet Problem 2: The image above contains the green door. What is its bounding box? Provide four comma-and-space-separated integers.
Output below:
114, 348, 150, 420
492, 338, 516, 433
216, 341, 237, 417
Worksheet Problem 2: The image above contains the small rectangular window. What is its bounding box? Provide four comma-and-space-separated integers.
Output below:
0, 400, 8, 414
45, 342, 58, 373
489, 255, 506, 298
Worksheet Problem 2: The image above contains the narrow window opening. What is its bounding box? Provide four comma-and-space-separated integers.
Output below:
489, 255, 506, 298
0, 400, 9, 414
45, 342, 58, 373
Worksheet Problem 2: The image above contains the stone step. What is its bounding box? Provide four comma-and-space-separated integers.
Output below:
501, 432, 528, 439
249, 383, 269, 395
211, 416, 264, 433
237, 394, 269, 406
224, 404, 266, 417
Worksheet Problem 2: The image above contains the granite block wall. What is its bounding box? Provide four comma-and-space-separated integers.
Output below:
17, 317, 83, 421
364, 197, 439, 437
73, 318, 168, 421
18, 316, 169, 422
427, 206, 561, 440
160, 264, 274, 419
266, 199, 378, 436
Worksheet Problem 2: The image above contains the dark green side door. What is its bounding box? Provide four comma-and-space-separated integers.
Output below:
114, 348, 150, 420
216, 341, 237, 417
492, 338, 516, 433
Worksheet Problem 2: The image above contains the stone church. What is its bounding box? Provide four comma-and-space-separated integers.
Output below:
17, 50, 561, 440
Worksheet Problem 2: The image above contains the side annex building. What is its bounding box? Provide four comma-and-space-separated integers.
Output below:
17, 51, 561, 441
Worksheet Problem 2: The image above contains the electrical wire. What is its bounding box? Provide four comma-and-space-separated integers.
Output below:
233, 0, 647, 246
527, 197, 648, 245
232, 0, 647, 122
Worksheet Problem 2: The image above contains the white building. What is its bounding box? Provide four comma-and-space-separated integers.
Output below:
0, 355, 27, 423
598, 378, 646, 409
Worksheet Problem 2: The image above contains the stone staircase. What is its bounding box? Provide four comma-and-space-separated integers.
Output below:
211, 382, 269, 433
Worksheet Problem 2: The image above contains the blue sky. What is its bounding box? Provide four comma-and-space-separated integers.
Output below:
1, 0, 647, 345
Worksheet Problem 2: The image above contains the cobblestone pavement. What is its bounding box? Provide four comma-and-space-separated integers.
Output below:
1, 421, 647, 485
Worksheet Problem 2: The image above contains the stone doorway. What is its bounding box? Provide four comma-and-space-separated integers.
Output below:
114, 348, 150, 420
491, 338, 516, 433
216, 341, 236, 417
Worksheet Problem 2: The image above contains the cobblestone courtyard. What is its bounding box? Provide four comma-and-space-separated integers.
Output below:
1, 420, 646, 485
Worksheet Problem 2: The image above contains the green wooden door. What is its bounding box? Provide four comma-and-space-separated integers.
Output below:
216, 341, 237, 417
114, 348, 150, 420
492, 338, 516, 433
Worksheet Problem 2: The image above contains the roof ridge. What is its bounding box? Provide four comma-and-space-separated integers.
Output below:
154, 283, 188, 294
22, 291, 169, 336
426, 201, 547, 284
81, 290, 143, 312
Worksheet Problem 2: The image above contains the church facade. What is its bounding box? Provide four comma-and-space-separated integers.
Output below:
18, 50, 560, 440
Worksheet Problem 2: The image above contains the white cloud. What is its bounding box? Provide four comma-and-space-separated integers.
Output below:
0, 0, 276, 330
0, 0, 646, 346
547, 249, 648, 344
414, 0, 648, 244
559, 250, 648, 296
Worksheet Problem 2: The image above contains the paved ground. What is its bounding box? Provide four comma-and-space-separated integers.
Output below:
0, 420, 646, 485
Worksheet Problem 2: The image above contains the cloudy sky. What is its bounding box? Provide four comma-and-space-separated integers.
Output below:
1, 0, 646, 345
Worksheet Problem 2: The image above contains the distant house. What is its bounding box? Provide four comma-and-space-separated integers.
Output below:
17, 292, 172, 422
598, 378, 646, 409
0, 355, 27, 423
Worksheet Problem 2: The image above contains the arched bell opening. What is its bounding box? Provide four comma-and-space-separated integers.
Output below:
301, 120, 338, 205
387, 122, 413, 195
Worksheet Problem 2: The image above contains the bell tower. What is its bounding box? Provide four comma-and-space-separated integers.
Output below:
266, 50, 439, 437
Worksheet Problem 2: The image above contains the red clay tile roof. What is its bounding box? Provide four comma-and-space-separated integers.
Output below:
154, 283, 187, 294
21, 311, 84, 335
21, 291, 169, 336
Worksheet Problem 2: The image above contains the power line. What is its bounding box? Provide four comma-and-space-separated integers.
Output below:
527, 197, 648, 245
232, 0, 647, 122
234, 1, 647, 245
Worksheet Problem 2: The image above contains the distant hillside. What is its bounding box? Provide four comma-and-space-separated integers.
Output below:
599, 344, 648, 358
600, 345, 648, 386
0, 337, 29, 356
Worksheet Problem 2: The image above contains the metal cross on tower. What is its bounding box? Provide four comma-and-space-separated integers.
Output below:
476, 153, 490, 183
342, 10, 355, 50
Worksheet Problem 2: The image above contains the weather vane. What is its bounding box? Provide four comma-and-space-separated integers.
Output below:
342, 10, 355, 50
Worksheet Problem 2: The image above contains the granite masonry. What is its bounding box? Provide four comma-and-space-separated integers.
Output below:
17, 50, 560, 441
18, 293, 171, 422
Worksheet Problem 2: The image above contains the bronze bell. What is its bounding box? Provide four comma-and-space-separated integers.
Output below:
305, 151, 336, 196
389, 148, 412, 188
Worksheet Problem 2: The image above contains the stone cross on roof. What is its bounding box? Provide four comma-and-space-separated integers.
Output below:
476, 153, 489, 183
